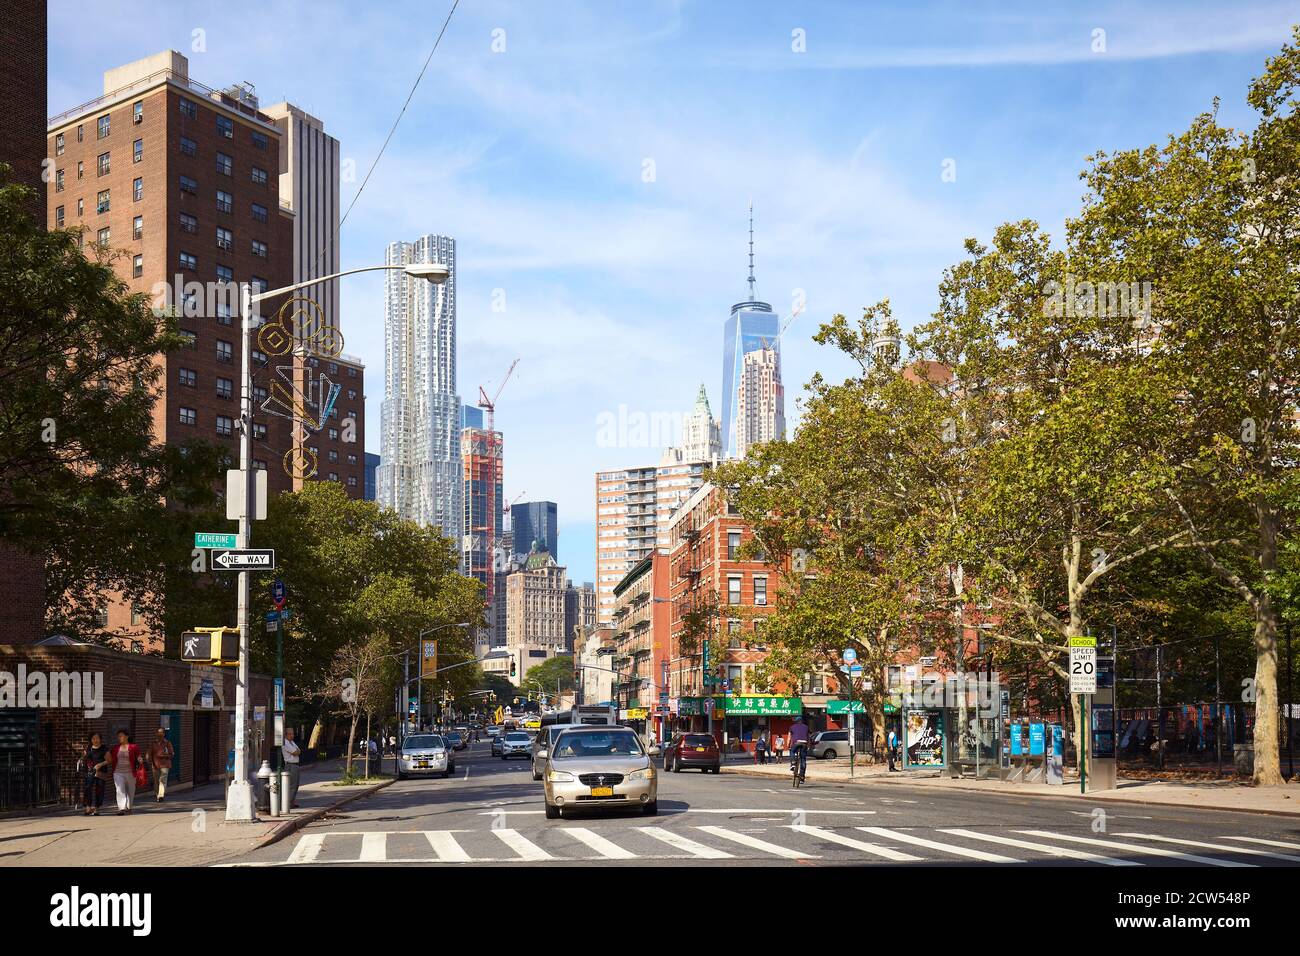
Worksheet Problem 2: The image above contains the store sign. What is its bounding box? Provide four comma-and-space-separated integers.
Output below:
720, 696, 801, 716
904, 709, 945, 768
624, 708, 648, 720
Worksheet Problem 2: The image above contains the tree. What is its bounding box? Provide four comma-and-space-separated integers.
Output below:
324, 631, 398, 778
0, 172, 229, 639
524, 655, 576, 702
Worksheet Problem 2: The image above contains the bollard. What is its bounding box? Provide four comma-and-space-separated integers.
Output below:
280, 769, 293, 813
269, 770, 280, 817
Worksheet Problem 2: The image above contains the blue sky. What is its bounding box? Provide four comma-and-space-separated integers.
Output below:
48, 1, 1297, 584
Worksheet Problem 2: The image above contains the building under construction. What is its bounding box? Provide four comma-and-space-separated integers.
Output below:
462, 406, 504, 651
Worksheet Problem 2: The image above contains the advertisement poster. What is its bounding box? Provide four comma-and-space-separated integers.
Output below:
904, 709, 945, 768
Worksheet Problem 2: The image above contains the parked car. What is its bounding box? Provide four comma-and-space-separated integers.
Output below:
812, 730, 852, 759
491, 733, 506, 756
531, 725, 573, 781
444, 731, 467, 751
397, 734, 455, 779
543, 725, 657, 819
500, 731, 533, 760
663, 733, 722, 773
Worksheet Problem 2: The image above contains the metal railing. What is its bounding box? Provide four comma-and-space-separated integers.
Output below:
0, 757, 61, 812
49, 68, 279, 132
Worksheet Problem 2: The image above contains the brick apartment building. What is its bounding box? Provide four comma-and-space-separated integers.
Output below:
609, 552, 672, 741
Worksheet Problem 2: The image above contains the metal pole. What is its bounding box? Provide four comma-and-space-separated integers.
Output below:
225, 283, 256, 822
1287, 620, 1294, 781
401, 650, 410, 745
1155, 643, 1164, 771
1214, 632, 1222, 777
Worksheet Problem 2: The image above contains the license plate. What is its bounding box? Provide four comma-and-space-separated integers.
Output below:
590, 786, 614, 797
695, 747, 705, 752
417, 761, 429, 768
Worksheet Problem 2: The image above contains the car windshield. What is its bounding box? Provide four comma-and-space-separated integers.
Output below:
445, 732, 462, 739
403, 736, 444, 751
683, 735, 714, 747
552, 730, 644, 759
505, 733, 531, 742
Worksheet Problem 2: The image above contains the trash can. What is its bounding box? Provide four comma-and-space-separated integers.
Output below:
1233, 742, 1254, 775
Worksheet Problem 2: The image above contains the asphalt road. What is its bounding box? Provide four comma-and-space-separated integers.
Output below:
232, 740, 1300, 867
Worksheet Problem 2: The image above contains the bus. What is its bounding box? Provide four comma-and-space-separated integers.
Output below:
540, 705, 618, 728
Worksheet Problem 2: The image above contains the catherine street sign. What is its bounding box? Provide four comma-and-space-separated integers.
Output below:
195, 532, 239, 549
212, 549, 276, 571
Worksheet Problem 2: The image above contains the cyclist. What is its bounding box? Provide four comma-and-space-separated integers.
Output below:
788, 714, 810, 782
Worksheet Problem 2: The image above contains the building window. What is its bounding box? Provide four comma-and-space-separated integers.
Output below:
133, 138, 143, 163
55, 205, 64, 227
179, 330, 197, 348
133, 215, 143, 240
76, 198, 83, 217
132, 101, 143, 124
727, 530, 741, 560
347, 475, 358, 487
328, 450, 338, 463
96, 226, 110, 248
215, 415, 234, 437
132, 255, 143, 277
327, 362, 339, 375
347, 454, 357, 465
328, 472, 338, 482
216, 377, 233, 400
252, 423, 267, 441
250, 239, 267, 258
253, 459, 267, 470
179, 251, 197, 271
179, 175, 197, 195
347, 389, 357, 400
327, 427, 339, 441
727, 576, 742, 606
54, 168, 63, 192
250, 276, 267, 295
251, 130, 268, 150
55, 133, 64, 156
97, 151, 110, 176
216, 115, 234, 139
215, 152, 232, 176
179, 97, 198, 120
252, 349, 268, 366
180, 136, 197, 157
216, 227, 232, 250
76, 160, 84, 179
251, 202, 268, 223
179, 407, 197, 426
96, 189, 110, 214
253, 386, 268, 403
94, 607, 109, 629
96, 114, 110, 139
216, 340, 233, 363
754, 576, 767, 607
76, 123, 83, 142
216, 190, 232, 213
130, 607, 142, 626
216, 264, 233, 284
133, 177, 143, 202
216, 302, 233, 325
178, 367, 196, 387
250, 166, 267, 186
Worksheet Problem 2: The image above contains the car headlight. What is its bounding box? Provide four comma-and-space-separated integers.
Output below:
626, 766, 655, 782
547, 770, 575, 783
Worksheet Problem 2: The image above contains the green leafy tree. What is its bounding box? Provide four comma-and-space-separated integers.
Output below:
524, 654, 576, 702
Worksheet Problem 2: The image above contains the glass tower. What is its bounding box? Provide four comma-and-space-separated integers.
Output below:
721, 206, 781, 458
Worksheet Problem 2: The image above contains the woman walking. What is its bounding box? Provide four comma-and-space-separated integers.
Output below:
109, 729, 143, 815
81, 732, 110, 816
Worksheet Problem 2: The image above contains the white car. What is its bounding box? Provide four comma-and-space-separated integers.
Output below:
500, 731, 533, 760
398, 734, 455, 779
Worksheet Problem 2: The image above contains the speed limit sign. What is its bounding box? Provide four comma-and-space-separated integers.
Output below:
1069, 636, 1097, 694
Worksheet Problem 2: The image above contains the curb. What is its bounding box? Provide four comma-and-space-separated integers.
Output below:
254, 777, 397, 849
721, 765, 1300, 818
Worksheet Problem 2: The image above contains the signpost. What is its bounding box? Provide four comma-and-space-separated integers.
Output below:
212, 549, 275, 571
1069, 636, 1097, 792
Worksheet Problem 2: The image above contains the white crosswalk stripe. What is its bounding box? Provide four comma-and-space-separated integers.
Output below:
286, 833, 325, 864
424, 831, 470, 862
1222, 836, 1300, 852
1015, 830, 1255, 867
638, 826, 734, 858
494, 828, 552, 861
359, 832, 387, 862
939, 828, 1140, 866
1116, 832, 1300, 862
858, 827, 1019, 863
695, 825, 819, 859
564, 827, 638, 859
791, 824, 924, 861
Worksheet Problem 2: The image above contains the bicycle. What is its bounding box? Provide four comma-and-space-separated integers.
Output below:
790, 745, 807, 788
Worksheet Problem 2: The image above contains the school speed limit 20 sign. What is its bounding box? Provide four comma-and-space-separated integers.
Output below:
1069, 636, 1097, 694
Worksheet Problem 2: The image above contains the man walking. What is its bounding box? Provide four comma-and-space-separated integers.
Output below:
756, 733, 768, 765
148, 727, 175, 802
282, 726, 301, 809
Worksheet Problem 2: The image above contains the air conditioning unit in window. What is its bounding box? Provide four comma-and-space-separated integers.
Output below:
133, 114, 142, 124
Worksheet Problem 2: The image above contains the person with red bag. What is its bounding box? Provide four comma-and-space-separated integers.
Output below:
109, 729, 144, 815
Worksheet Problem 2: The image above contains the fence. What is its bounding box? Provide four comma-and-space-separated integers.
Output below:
0, 756, 60, 812
1116, 703, 1299, 776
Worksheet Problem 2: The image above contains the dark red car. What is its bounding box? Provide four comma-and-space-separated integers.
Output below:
664, 733, 721, 773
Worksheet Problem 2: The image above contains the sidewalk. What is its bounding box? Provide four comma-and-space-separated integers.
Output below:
0, 757, 394, 866
722, 755, 1300, 817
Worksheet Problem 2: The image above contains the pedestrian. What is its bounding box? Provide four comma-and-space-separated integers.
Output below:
109, 729, 143, 815
887, 727, 899, 772
282, 726, 301, 809
81, 732, 110, 816
148, 728, 175, 802
773, 734, 784, 761
367, 736, 378, 773
756, 733, 768, 764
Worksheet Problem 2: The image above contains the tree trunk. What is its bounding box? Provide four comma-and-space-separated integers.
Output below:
1252, 593, 1284, 785
345, 712, 359, 777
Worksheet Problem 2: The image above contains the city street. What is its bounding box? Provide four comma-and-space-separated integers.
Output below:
234, 741, 1300, 868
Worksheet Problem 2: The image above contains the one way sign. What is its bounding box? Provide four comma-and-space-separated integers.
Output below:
212, 549, 275, 571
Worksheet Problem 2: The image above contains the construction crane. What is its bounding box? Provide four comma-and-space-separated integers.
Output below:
775, 301, 805, 346
478, 358, 519, 435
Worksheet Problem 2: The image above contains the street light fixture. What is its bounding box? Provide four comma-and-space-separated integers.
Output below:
225, 263, 449, 823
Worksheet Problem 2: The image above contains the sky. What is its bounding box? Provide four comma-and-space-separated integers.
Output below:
48, 0, 1298, 585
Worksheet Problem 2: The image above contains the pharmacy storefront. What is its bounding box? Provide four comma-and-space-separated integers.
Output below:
720, 696, 802, 754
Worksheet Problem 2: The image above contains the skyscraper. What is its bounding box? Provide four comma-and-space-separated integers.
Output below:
377, 234, 462, 547
721, 205, 782, 458
511, 501, 558, 562
736, 344, 785, 457
462, 404, 503, 649
676, 383, 721, 464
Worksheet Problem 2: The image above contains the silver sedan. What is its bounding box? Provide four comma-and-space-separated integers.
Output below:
543, 726, 657, 819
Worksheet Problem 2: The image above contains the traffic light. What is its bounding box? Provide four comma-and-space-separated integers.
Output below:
180, 627, 239, 665
509, 656, 516, 677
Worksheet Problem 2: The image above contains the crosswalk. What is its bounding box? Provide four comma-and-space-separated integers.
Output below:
245, 824, 1300, 867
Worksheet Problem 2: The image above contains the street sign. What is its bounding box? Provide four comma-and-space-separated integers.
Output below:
272, 578, 286, 609
1069, 636, 1097, 694
273, 678, 285, 711
839, 664, 863, 676
226, 468, 267, 521
828, 700, 866, 714
842, 648, 857, 663
212, 549, 275, 571
195, 532, 239, 549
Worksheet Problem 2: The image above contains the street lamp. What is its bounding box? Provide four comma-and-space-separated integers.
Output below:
225, 262, 448, 823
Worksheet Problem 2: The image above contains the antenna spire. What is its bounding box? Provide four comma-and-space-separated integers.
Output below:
747, 201, 756, 301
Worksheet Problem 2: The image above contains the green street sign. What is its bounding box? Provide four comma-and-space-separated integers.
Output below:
195, 532, 238, 549
828, 700, 866, 714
